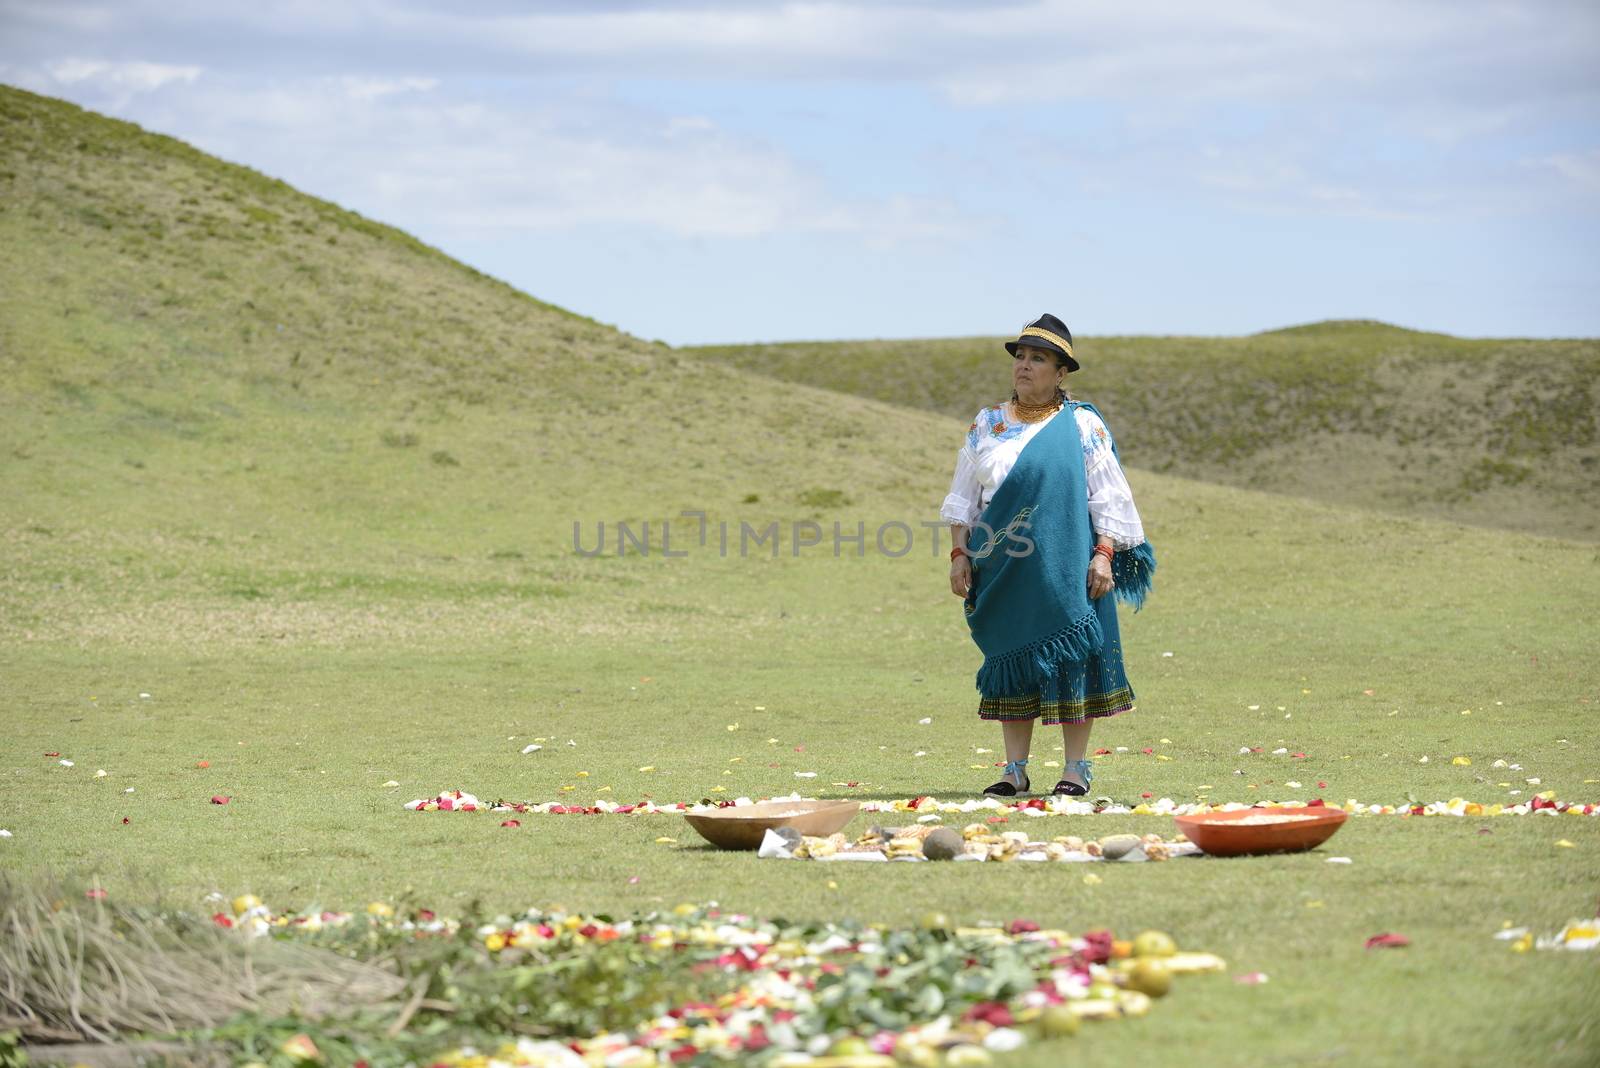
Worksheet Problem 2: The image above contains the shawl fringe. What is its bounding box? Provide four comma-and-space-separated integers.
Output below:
975, 609, 1104, 699
1112, 542, 1157, 611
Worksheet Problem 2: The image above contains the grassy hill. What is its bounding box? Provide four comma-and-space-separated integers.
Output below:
686, 322, 1600, 540
2, 86, 1598, 1067
0, 83, 957, 651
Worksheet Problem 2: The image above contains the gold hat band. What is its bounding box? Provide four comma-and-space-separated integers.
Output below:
1017, 326, 1074, 359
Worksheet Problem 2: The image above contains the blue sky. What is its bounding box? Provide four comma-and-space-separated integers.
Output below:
2, 1, 1597, 344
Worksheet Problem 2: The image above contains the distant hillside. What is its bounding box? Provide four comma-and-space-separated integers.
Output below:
687, 321, 1600, 539
0, 84, 955, 546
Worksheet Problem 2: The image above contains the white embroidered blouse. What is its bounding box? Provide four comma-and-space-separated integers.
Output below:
940, 403, 1145, 550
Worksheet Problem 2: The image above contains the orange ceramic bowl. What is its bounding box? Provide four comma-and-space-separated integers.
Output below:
1174, 807, 1348, 857
683, 799, 861, 851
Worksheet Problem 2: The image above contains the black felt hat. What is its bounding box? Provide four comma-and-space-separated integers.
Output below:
1004, 313, 1078, 372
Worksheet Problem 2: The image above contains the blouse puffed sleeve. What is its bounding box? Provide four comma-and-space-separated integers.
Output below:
1077, 408, 1145, 550
939, 416, 984, 526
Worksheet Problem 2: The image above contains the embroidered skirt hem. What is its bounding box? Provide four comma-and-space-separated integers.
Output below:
978, 686, 1135, 725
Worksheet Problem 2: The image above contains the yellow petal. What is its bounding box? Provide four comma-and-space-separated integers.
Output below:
655, 837, 677, 845
1555, 839, 1576, 848
1452, 756, 1472, 766
638, 766, 656, 772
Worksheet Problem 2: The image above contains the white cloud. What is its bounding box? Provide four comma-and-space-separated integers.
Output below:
1527, 150, 1600, 193
45, 58, 201, 91
2, 1, 1594, 238
340, 76, 438, 101
67, 73, 978, 245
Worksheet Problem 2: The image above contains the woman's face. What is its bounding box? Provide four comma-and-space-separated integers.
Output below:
1012, 344, 1063, 393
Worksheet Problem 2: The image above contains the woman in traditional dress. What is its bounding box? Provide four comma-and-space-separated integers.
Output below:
941, 314, 1155, 798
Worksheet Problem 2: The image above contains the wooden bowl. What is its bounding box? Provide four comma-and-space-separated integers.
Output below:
1174, 807, 1348, 857
683, 800, 861, 851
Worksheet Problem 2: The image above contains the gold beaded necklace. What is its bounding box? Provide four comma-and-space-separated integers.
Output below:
1009, 386, 1067, 424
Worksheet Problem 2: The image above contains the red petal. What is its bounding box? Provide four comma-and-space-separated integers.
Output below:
1364, 933, 1410, 949
210, 795, 230, 805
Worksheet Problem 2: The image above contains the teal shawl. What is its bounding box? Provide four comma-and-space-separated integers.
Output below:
962, 402, 1156, 699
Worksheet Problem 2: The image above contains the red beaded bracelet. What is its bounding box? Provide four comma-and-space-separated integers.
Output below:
1092, 544, 1114, 560
950, 546, 968, 562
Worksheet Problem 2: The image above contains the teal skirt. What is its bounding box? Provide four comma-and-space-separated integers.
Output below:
977, 591, 1134, 724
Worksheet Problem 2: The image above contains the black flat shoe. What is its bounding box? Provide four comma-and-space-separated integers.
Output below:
983, 758, 1031, 797
1051, 759, 1094, 797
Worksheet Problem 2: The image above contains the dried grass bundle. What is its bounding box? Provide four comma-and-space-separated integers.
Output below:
0, 877, 409, 1045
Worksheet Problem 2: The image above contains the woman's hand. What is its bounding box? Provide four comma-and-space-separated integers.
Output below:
1087, 555, 1114, 599
950, 555, 972, 597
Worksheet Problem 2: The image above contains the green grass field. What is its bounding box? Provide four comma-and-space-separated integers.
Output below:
3, 85, 1599, 1067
